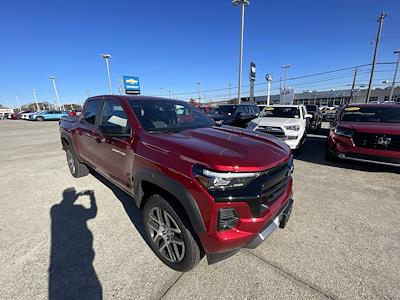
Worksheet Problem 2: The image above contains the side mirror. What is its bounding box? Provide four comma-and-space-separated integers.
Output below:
99, 124, 130, 136
305, 114, 313, 119
236, 112, 243, 118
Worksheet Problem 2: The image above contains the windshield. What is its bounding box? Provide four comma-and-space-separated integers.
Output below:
260, 107, 300, 118
340, 106, 400, 123
129, 99, 214, 133
305, 105, 316, 112
215, 106, 235, 115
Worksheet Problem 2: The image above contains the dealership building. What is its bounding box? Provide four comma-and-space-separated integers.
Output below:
243, 86, 400, 106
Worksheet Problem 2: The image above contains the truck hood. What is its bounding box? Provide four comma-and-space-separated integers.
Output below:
338, 122, 400, 135
143, 126, 291, 172
252, 117, 301, 127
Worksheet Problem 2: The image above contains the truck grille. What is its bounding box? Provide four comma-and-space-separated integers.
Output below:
353, 133, 400, 152
256, 126, 285, 139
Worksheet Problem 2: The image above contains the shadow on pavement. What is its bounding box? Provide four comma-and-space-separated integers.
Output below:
49, 188, 102, 300
90, 170, 147, 240
296, 128, 400, 174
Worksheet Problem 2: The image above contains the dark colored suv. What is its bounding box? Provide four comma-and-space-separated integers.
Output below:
305, 105, 323, 131
211, 104, 260, 128
59, 96, 294, 272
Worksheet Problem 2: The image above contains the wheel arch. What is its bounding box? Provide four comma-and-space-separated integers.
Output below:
134, 169, 206, 233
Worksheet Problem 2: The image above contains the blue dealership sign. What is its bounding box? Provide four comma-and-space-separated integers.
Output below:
123, 76, 141, 95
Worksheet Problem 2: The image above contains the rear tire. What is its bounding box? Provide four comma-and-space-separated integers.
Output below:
143, 194, 201, 272
65, 145, 89, 178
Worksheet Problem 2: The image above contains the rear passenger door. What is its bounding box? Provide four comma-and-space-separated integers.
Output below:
75, 99, 104, 166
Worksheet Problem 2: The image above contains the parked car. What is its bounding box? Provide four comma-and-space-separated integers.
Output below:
68, 110, 82, 117
247, 105, 311, 153
326, 103, 400, 166
30, 110, 68, 121
305, 105, 323, 132
59, 96, 294, 272
322, 110, 337, 122
20, 111, 35, 120
211, 104, 260, 127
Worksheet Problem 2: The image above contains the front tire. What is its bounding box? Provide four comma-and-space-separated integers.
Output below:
143, 194, 201, 272
36, 116, 44, 121
65, 145, 89, 178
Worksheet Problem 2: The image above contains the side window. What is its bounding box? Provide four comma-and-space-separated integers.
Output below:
101, 100, 130, 134
236, 106, 244, 115
84, 100, 100, 125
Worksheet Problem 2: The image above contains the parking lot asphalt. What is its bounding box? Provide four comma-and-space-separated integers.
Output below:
0, 120, 399, 300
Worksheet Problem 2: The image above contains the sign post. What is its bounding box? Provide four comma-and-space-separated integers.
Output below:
249, 62, 256, 102
123, 76, 141, 95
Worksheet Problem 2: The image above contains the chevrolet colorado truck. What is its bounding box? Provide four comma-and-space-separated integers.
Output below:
59, 95, 294, 272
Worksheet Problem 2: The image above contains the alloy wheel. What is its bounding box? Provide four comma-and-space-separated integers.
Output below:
147, 207, 185, 263
66, 150, 76, 174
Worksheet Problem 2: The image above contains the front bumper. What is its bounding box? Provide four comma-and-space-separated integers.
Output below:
245, 198, 293, 249
327, 133, 400, 167
206, 198, 293, 264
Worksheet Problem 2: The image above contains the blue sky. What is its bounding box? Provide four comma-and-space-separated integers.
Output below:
1, 0, 399, 107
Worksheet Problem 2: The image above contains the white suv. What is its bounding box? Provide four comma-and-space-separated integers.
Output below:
247, 105, 311, 152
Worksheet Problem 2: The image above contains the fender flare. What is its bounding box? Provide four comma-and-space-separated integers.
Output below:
134, 169, 206, 233
60, 132, 72, 150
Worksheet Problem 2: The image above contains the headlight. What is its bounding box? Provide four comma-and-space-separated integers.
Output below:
334, 127, 354, 138
193, 166, 259, 191
247, 122, 257, 130
284, 125, 300, 131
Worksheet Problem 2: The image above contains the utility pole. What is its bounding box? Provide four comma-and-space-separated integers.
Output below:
228, 83, 232, 99
388, 49, 400, 102
350, 67, 358, 103
366, 12, 388, 103
32, 89, 40, 111
196, 82, 201, 103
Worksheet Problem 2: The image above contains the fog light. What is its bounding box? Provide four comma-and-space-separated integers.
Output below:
218, 208, 239, 231
287, 135, 298, 140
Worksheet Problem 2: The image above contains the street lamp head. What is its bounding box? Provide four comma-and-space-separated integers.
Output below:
394, 49, 400, 54
265, 74, 273, 82
49, 76, 56, 80
232, 0, 249, 6
282, 64, 292, 69
101, 53, 112, 59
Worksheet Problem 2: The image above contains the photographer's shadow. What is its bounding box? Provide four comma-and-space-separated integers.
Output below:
48, 188, 102, 300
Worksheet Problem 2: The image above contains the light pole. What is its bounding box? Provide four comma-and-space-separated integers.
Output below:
49, 76, 62, 110
388, 49, 400, 102
100, 53, 113, 94
265, 74, 273, 105
160, 87, 164, 96
282, 64, 291, 104
32, 89, 40, 111
232, 0, 250, 104
196, 82, 201, 103
15, 95, 21, 111
366, 12, 388, 103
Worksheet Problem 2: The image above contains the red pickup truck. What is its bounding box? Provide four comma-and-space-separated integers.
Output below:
59, 95, 294, 272
326, 103, 400, 166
